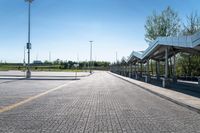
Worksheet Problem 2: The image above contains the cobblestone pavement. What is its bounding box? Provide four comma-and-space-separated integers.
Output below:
0, 71, 200, 133
0, 79, 72, 108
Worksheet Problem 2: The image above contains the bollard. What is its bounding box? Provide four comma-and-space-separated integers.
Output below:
173, 76, 177, 83
135, 74, 138, 79
162, 78, 169, 88
162, 78, 165, 88
145, 76, 148, 83
145, 75, 150, 83
129, 73, 131, 78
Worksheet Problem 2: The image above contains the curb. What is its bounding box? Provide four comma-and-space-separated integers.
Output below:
108, 72, 200, 114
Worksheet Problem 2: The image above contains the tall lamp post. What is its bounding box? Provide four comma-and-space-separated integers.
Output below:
89, 41, 93, 74
25, 0, 34, 78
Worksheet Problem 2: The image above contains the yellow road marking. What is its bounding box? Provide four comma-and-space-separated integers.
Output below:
0, 82, 74, 113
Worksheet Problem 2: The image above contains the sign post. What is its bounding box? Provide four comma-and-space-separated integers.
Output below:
25, 0, 34, 78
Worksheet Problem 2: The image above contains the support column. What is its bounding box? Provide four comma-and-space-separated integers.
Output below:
125, 64, 128, 77
124, 65, 126, 76
173, 54, 177, 82
163, 47, 169, 87
127, 64, 129, 77
135, 63, 138, 79
128, 64, 130, 77
156, 60, 160, 80
115, 65, 117, 73
119, 64, 120, 75
165, 49, 168, 78
140, 63, 143, 79
151, 59, 153, 76
118, 64, 119, 74
121, 64, 123, 75
145, 59, 150, 83
126, 64, 128, 77
120, 64, 122, 75
134, 63, 136, 79
130, 63, 133, 78
147, 60, 149, 75
117, 64, 120, 74
116, 64, 118, 74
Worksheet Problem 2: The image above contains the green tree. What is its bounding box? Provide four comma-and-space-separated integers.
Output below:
145, 6, 181, 42
178, 12, 200, 77
182, 12, 200, 35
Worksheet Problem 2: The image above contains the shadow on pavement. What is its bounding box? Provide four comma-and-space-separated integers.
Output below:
0, 77, 80, 84
147, 78, 200, 99
25, 78, 80, 81
0, 75, 90, 78
119, 74, 200, 99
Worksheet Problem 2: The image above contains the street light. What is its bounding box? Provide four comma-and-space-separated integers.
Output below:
25, 0, 34, 78
89, 41, 93, 74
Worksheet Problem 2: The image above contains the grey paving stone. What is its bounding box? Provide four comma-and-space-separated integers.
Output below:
0, 71, 200, 133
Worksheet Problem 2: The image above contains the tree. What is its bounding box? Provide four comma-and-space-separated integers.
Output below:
53, 59, 61, 65
178, 12, 200, 77
145, 6, 181, 42
44, 60, 52, 65
182, 12, 200, 35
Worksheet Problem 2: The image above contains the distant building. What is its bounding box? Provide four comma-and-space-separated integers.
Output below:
33, 60, 43, 65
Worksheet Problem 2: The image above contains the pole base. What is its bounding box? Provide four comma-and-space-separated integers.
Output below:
26, 70, 31, 78
162, 78, 169, 88
173, 77, 177, 83
145, 75, 150, 83
135, 74, 138, 79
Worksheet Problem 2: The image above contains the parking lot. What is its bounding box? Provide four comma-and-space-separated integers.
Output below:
0, 71, 89, 110
0, 71, 200, 133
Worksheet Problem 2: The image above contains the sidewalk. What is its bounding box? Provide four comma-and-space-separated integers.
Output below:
109, 72, 200, 113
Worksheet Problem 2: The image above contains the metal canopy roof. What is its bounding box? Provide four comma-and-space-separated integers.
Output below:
127, 51, 143, 63
121, 57, 128, 64
127, 32, 200, 63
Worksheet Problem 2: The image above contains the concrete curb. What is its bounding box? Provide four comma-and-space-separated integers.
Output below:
108, 72, 200, 114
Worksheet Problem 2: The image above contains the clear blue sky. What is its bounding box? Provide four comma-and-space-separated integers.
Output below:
0, 0, 199, 63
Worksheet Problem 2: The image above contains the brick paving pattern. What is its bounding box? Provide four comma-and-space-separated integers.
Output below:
0, 71, 200, 133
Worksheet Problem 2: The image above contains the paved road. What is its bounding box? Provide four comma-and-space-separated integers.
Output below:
0, 71, 200, 133
0, 79, 72, 108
